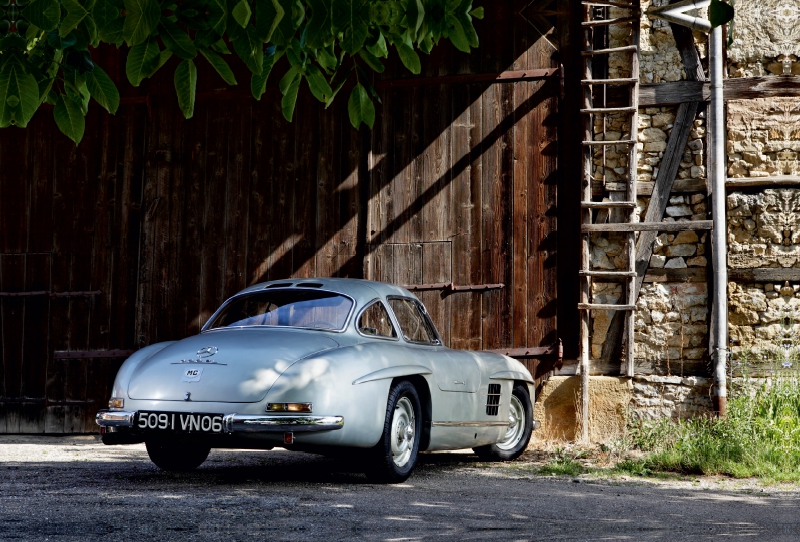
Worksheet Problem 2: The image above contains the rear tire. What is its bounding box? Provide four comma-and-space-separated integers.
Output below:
473, 383, 532, 461
365, 380, 422, 484
145, 440, 210, 472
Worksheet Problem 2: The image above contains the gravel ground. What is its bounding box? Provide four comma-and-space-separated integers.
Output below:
2, 436, 800, 541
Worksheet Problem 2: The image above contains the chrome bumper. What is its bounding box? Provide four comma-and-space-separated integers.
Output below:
96, 410, 136, 427
96, 410, 345, 433
223, 414, 344, 433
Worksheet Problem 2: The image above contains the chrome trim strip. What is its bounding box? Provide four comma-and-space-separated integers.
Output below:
431, 421, 509, 428
96, 410, 136, 427
225, 414, 344, 433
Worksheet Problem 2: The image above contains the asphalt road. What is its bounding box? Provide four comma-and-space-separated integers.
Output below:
2, 436, 800, 541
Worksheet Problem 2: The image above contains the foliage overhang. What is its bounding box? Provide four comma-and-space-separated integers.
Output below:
0, 0, 484, 143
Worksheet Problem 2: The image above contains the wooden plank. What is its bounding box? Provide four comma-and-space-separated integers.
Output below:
728, 268, 800, 282
421, 243, 451, 346
223, 101, 253, 292
638, 81, 708, 106
723, 75, 800, 101
582, 219, 712, 232
312, 97, 339, 279
593, 178, 706, 196
0, 255, 25, 433
726, 175, 800, 189
555, 359, 708, 376
54, 350, 135, 359
247, 99, 275, 286
20, 253, 51, 433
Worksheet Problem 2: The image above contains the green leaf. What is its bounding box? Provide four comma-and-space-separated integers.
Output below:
366, 31, 387, 58
59, 0, 89, 37
456, 12, 479, 48
709, 0, 734, 28
82, 16, 99, 46
126, 36, 160, 85
174, 59, 197, 119
280, 70, 301, 121
200, 49, 237, 84
206, 0, 228, 35
92, 0, 120, 29
0, 57, 40, 128
85, 64, 120, 113
231, 25, 263, 74
469, 6, 483, 19
446, 15, 470, 53
123, 0, 161, 46
270, 0, 296, 45
404, 0, 424, 39
21, 0, 60, 32
232, 0, 252, 27
304, 63, 332, 102
347, 82, 374, 129
158, 18, 197, 59
251, 50, 275, 99
358, 49, 384, 73
332, 0, 368, 54
278, 63, 301, 93
99, 17, 125, 43
305, 0, 332, 49
255, 0, 284, 42
143, 49, 173, 78
396, 42, 421, 74
53, 94, 85, 144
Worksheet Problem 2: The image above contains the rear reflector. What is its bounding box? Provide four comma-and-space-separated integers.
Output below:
284, 432, 294, 445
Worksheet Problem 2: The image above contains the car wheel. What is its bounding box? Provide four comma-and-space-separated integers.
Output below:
145, 440, 210, 472
473, 383, 533, 461
366, 380, 422, 484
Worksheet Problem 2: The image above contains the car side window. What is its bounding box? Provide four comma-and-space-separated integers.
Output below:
388, 297, 439, 345
357, 301, 397, 339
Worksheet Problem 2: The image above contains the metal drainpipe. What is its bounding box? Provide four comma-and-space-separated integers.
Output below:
709, 25, 728, 417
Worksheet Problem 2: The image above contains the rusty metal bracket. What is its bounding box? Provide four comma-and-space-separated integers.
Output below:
0, 397, 96, 406
487, 339, 564, 368
54, 350, 134, 359
0, 290, 101, 297
403, 282, 504, 293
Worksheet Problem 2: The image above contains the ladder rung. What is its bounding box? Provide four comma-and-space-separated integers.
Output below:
578, 303, 637, 310
579, 270, 638, 278
581, 45, 638, 56
582, 0, 637, 8
581, 107, 637, 114
581, 78, 639, 85
582, 139, 637, 146
581, 17, 635, 27
581, 220, 714, 233
581, 201, 636, 208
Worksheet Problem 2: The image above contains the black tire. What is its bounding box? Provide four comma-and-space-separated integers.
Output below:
365, 380, 422, 484
473, 383, 533, 461
145, 440, 210, 472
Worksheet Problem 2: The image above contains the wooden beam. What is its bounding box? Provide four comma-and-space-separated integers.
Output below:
724, 75, 800, 101
726, 175, 800, 189
638, 81, 708, 106
582, 219, 712, 232
594, 178, 706, 196
728, 269, 800, 282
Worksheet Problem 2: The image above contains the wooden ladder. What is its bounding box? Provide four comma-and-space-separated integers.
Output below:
579, 0, 642, 382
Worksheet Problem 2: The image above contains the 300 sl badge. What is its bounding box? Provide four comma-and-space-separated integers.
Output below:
181, 367, 203, 382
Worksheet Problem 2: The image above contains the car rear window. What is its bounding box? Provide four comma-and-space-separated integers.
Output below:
207, 289, 353, 331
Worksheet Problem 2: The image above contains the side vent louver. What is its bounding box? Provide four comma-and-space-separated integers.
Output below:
486, 383, 502, 416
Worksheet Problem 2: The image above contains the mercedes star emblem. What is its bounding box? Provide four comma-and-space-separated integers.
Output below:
196, 346, 218, 358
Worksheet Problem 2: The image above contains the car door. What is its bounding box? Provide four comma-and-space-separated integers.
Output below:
386, 297, 481, 393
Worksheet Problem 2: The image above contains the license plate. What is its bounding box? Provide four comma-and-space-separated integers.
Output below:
137, 411, 223, 433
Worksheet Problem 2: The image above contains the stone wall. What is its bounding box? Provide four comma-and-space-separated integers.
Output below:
727, 0, 800, 77
727, 99, 800, 178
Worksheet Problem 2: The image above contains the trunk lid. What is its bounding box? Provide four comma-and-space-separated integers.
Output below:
127, 328, 339, 403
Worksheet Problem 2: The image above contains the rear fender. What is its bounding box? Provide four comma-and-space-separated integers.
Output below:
111, 342, 178, 399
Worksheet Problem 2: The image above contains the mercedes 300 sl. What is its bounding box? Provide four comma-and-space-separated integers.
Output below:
96, 278, 537, 482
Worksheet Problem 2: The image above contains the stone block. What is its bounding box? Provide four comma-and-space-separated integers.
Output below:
664, 257, 687, 268
644, 141, 667, 153
665, 244, 696, 257
673, 231, 699, 244
666, 205, 692, 217
650, 255, 666, 268
687, 256, 707, 267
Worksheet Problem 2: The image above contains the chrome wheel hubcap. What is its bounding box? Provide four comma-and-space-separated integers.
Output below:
496, 394, 526, 451
391, 397, 415, 467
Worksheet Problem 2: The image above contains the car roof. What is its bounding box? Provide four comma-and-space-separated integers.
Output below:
235, 277, 418, 306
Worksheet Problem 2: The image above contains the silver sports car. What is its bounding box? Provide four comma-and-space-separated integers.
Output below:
97, 278, 537, 482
